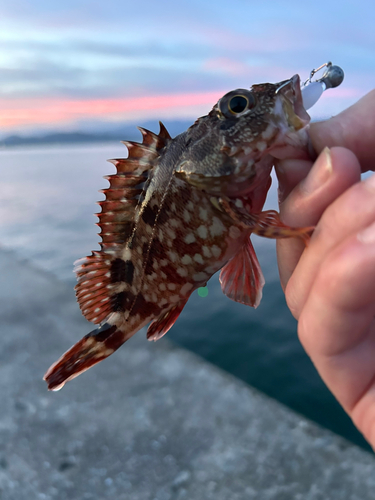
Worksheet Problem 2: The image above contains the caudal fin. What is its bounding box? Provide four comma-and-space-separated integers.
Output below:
44, 323, 124, 391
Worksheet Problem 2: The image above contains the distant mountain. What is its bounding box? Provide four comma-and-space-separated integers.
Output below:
1, 119, 194, 147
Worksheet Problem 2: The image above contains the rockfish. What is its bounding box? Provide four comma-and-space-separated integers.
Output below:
45, 75, 313, 391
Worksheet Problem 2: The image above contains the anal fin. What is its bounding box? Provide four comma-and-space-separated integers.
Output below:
147, 301, 187, 341
219, 238, 265, 308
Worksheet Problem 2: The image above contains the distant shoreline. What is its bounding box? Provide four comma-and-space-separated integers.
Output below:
0, 120, 193, 148
0, 117, 325, 148
0, 132, 127, 148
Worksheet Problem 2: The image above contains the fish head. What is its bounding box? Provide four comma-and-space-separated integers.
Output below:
176, 75, 310, 197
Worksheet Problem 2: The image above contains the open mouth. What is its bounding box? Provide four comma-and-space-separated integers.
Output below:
267, 75, 311, 160
275, 75, 310, 130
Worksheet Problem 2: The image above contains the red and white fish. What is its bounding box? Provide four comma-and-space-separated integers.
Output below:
45, 75, 313, 391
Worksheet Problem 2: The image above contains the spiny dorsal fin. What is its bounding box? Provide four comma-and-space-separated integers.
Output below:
138, 123, 171, 147
74, 123, 172, 324
99, 122, 171, 251
158, 121, 172, 141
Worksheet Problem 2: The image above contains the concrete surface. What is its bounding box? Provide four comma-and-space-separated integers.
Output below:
0, 247, 374, 500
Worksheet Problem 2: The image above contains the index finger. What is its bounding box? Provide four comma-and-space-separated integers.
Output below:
310, 89, 375, 172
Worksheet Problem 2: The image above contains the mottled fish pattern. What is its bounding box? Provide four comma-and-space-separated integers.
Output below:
45, 75, 313, 390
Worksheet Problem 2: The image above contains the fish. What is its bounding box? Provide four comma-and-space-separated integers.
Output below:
44, 74, 313, 391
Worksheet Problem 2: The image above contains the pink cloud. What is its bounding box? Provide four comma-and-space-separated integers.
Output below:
0, 91, 225, 130
0, 86, 364, 132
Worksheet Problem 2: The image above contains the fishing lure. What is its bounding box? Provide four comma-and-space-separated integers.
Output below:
45, 63, 344, 391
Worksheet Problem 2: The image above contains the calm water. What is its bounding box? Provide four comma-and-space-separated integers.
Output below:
0, 143, 370, 451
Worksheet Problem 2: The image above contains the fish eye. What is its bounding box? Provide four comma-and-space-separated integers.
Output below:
219, 89, 256, 118
228, 95, 248, 113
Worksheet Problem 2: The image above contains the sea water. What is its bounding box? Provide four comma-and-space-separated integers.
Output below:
0, 143, 369, 450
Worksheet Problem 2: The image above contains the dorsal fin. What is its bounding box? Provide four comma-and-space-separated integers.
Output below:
74, 123, 171, 323
158, 121, 172, 141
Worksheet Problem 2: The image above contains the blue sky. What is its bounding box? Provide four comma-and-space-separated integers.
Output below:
0, 0, 374, 135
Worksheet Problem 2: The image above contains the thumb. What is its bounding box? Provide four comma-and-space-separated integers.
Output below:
310, 89, 375, 172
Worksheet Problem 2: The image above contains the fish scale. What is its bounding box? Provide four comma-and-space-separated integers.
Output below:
45, 75, 314, 391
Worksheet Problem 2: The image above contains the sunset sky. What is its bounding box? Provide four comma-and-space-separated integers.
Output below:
1, 0, 374, 136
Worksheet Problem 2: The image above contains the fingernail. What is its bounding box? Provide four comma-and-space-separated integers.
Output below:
357, 220, 375, 244
302, 147, 333, 194
364, 173, 375, 191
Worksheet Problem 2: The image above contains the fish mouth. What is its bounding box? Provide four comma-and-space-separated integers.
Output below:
274, 74, 310, 130
267, 74, 311, 160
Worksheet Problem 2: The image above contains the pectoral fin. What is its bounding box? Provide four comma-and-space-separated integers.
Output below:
220, 198, 314, 243
247, 210, 314, 242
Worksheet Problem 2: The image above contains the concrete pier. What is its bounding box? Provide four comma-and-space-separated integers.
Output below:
0, 247, 374, 500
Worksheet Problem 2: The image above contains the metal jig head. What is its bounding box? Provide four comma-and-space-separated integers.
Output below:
301, 61, 344, 110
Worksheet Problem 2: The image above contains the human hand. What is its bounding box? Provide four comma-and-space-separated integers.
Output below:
275, 89, 375, 448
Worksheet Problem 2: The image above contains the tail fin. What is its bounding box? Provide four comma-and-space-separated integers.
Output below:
44, 323, 124, 391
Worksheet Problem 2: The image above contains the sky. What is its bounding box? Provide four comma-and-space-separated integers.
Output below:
0, 0, 374, 137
